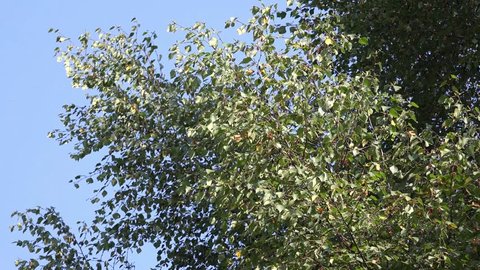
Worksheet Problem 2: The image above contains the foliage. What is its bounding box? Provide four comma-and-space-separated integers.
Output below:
295, 0, 480, 128
11, 1, 480, 269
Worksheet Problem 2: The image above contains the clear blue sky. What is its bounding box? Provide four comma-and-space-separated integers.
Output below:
0, 1, 276, 268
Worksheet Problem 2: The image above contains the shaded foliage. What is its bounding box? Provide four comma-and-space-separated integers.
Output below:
296, 0, 480, 129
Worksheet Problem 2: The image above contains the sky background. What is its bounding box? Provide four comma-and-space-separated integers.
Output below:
0, 1, 276, 268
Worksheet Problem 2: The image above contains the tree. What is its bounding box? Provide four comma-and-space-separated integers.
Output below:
294, 0, 480, 129
12, 1, 480, 269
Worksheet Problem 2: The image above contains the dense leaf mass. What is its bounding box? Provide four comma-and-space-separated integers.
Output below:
298, 0, 480, 128
11, 1, 480, 269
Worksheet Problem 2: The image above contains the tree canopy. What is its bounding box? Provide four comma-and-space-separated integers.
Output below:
12, 1, 480, 269
296, 0, 480, 128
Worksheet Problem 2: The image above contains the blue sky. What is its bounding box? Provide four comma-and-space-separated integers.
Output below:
0, 1, 275, 268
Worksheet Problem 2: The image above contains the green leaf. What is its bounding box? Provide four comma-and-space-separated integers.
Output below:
359, 37, 369, 45
389, 108, 399, 118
